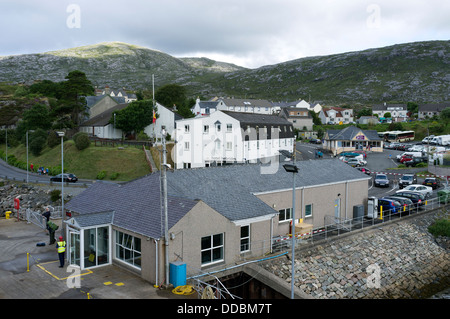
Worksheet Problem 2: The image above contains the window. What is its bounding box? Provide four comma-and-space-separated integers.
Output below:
305, 204, 313, 218
203, 125, 209, 133
226, 142, 232, 150
201, 233, 224, 265
184, 125, 190, 133
227, 124, 232, 132
279, 208, 292, 222
115, 231, 141, 269
240, 226, 250, 253
184, 142, 190, 150
216, 123, 221, 132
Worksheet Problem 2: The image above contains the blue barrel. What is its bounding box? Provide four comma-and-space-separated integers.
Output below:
169, 261, 186, 287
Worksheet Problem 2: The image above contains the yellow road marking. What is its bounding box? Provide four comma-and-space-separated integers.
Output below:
35, 260, 93, 281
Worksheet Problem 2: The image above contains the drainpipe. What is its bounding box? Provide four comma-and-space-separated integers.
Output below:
153, 238, 159, 287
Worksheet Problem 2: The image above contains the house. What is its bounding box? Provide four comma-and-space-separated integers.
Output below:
323, 125, 383, 156
191, 98, 220, 116
63, 159, 370, 285
319, 107, 354, 125
356, 116, 379, 125
79, 103, 128, 139
86, 95, 125, 119
372, 103, 408, 122
418, 103, 450, 120
218, 98, 275, 115
174, 110, 295, 169
278, 107, 314, 131
144, 102, 183, 141
95, 85, 137, 103
271, 100, 322, 114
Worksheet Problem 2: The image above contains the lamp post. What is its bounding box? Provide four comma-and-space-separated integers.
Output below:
56, 132, 65, 233
283, 163, 298, 299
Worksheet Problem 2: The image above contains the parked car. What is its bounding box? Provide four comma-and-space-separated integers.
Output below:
356, 167, 371, 175
309, 138, 322, 144
383, 196, 414, 214
422, 177, 441, 190
374, 174, 390, 187
399, 174, 417, 189
346, 158, 366, 167
395, 191, 426, 207
398, 184, 433, 198
50, 173, 78, 183
405, 156, 427, 167
377, 198, 402, 215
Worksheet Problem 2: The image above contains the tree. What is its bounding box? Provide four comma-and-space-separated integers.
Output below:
441, 107, 450, 123
155, 84, 195, 118
155, 84, 186, 107
58, 70, 94, 127
111, 100, 154, 137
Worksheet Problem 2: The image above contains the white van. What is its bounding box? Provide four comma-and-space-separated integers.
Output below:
396, 151, 422, 161
435, 135, 450, 146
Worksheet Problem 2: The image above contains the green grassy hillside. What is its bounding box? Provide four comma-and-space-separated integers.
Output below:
1, 140, 151, 181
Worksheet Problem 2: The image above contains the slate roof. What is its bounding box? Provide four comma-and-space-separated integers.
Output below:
85, 95, 126, 108
221, 111, 295, 139
326, 126, 382, 141
166, 159, 369, 222
66, 159, 369, 235
418, 103, 450, 112
80, 103, 128, 127
65, 174, 198, 238
221, 98, 273, 108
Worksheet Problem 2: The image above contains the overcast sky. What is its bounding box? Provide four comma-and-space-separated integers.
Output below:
1, 0, 449, 68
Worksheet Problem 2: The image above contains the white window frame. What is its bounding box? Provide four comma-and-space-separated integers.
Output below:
240, 225, 250, 253
201, 233, 224, 266
279, 208, 293, 222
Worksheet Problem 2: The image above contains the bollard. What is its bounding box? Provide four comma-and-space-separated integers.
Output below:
379, 206, 383, 220
27, 253, 30, 272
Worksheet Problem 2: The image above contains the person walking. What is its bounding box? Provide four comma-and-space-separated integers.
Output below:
42, 207, 51, 233
56, 236, 66, 268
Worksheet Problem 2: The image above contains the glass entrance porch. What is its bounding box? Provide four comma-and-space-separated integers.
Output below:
67, 224, 111, 269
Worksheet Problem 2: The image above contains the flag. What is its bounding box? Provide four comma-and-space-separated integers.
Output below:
153, 109, 156, 123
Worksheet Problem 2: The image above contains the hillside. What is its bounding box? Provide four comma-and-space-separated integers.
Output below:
0, 42, 244, 91
0, 40, 448, 104
205, 40, 450, 104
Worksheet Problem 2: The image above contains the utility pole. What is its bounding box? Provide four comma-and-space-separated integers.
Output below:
160, 129, 169, 286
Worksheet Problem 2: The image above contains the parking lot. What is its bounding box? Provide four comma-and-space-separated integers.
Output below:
296, 141, 449, 201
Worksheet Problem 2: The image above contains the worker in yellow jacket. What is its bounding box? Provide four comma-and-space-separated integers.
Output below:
56, 236, 66, 268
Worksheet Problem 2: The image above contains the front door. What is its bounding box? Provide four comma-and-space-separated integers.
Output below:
69, 230, 80, 267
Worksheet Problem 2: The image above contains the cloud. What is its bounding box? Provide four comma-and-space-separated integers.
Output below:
1, 0, 448, 68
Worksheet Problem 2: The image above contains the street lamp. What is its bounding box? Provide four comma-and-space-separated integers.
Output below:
283, 163, 298, 299
56, 131, 65, 233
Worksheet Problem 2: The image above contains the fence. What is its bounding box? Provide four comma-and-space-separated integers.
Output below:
90, 137, 152, 149
249, 196, 450, 258
18, 205, 63, 229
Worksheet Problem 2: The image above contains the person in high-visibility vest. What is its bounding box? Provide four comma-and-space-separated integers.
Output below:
56, 236, 66, 268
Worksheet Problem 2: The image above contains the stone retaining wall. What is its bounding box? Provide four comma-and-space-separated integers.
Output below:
261, 208, 449, 299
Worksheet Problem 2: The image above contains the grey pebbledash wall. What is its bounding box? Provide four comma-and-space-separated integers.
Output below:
260, 208, 449, 299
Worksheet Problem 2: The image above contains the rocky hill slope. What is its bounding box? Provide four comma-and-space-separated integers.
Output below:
0, 40, 448, 104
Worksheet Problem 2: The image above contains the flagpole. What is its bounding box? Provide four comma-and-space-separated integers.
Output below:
152, 74, 156, 143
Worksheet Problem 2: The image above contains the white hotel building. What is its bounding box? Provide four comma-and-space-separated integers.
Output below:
173, 110, 295, 169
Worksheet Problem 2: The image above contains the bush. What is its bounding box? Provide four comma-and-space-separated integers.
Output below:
47, 130, 60, 148
428, 218, 450, 238
96, 170, 107, 180
29, 136, 46, 156
74, 133, 90, 150
50, 189, 61, 202
110, 172, 119, 180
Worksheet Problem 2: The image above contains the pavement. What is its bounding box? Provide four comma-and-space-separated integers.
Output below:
0, 217, 197, 299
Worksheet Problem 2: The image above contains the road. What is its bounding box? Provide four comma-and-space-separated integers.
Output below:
0, 159, 91, 186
